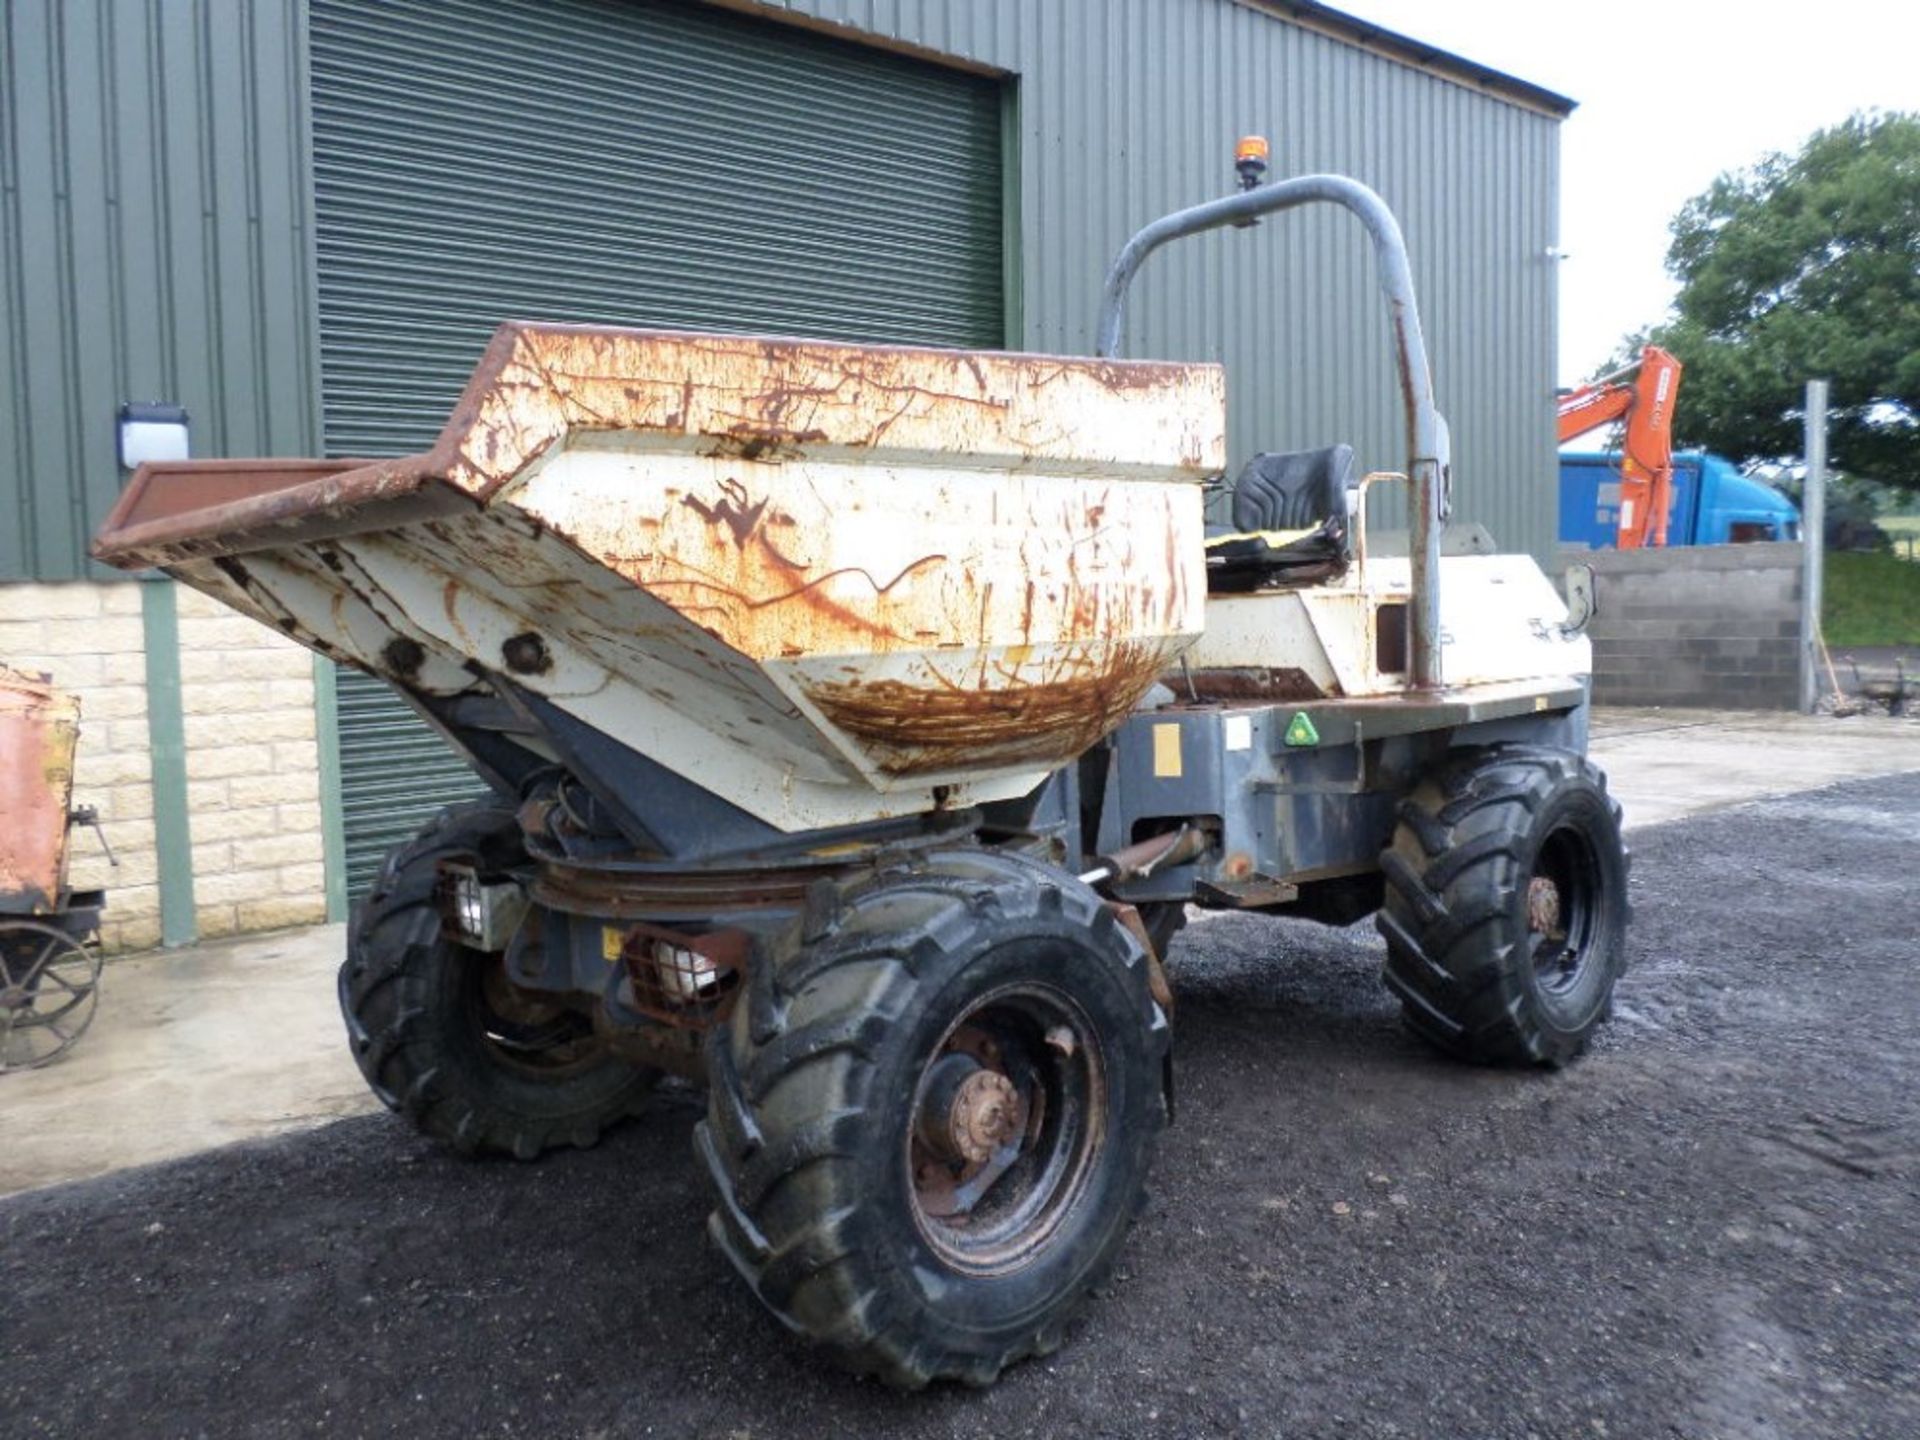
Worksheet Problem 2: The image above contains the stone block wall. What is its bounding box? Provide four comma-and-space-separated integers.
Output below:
1574, 542, 1803, 711
175, 586, 328, 939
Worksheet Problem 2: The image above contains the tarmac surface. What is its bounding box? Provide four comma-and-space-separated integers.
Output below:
5, 771, 1917, 1438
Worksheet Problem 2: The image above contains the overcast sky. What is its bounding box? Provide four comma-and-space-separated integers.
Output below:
1334, 0, 1920, 384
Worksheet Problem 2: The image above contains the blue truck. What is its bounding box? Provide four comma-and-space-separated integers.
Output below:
1559, 450, 1800, 548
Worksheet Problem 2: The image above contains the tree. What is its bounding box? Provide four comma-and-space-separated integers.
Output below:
1643, 112, 1920, 493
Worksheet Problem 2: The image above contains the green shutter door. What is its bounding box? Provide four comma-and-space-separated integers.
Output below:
308, 0, 1003, 899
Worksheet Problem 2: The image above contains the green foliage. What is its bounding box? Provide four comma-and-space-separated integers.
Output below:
1824, 551, 1920, 647
1647, 113, 1920, 492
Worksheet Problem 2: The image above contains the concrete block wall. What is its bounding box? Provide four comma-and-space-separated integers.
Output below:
0, 582, 162, 951
1575, 542, 1803, 710
1, 580, 330, 951
175, 586, 328, 939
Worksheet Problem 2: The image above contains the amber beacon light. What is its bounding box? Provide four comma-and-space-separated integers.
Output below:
1235, 134, 1270, 189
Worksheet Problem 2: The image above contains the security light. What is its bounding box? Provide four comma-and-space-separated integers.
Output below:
116, 402, 190, 468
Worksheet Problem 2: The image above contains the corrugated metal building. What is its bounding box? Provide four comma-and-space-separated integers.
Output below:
0, 0, 1571, 945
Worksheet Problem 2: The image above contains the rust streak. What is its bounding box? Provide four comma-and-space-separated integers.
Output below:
806, 642, 1166, 778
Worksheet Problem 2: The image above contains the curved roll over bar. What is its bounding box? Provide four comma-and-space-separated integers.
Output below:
1096, 174, 1451, 690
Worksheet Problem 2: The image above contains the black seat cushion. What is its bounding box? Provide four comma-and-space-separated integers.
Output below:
1205, 530, 1346, 591
1205, 444, 1356, 593
1230, 443, 1356, 536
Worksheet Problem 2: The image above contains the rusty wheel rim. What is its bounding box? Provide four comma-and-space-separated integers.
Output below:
0, 920, 102, 1073
906, 981, 1107, 1276
1528, 822, 1601, 996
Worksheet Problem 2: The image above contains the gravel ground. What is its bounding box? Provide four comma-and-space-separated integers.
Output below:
5, 773, 1918, 1439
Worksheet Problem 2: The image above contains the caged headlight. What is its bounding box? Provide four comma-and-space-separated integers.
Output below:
435, 864, 528, 952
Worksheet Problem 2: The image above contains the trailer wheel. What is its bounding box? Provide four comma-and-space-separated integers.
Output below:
699, 849, 1168, 1388
1378, 747, 1628, 1066
339, 801, 654, 1158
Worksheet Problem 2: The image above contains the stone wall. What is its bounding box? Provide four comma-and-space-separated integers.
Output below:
0, 580, 328, 950
175, 586, 328, 939
1574, 542, 1803, 711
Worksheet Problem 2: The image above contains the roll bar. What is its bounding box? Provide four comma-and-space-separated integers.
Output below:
1096, 174, 1451, 690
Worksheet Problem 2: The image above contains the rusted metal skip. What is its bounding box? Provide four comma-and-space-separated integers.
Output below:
439, 325, 1226, 500
0, 668, 83, 915
91, 323, 1225, 833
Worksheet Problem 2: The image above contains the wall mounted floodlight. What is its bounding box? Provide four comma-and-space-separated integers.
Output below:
116, 402, 191, 468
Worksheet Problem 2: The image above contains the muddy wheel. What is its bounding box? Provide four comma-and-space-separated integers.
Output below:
1378, 747, 1628, 1066
339, 801, 654, 1158
699, 849, 1168, 1388
0, 920, 102, 1072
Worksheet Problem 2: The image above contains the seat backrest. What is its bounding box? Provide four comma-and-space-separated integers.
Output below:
1230, 444, 1356, 536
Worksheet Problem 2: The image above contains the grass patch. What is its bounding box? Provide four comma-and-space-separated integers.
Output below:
1825, 550, 1920, 646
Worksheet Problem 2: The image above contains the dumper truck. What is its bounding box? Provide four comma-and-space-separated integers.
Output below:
94, 162, 1630, 1388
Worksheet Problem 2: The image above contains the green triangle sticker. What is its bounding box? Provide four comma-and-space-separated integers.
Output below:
1283, 711, 1320, 747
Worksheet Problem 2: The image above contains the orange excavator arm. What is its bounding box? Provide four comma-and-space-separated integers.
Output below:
1557, 345, 1683, 547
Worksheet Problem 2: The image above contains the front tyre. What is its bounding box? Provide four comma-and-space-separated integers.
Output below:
1378, 747, 1628, 1066
339, 801, 654, 1158
699, 849, 1168, 1388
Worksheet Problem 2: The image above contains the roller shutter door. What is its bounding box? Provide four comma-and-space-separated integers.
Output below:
309, 0, 1003, 898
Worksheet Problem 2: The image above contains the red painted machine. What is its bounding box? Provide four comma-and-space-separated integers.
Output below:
0, 666, 108, 1071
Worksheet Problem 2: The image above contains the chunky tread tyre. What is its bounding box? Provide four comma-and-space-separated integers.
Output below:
699, 848, 1168, 1389
1378, 746, 1629, 1066
339, 801, 654, 1158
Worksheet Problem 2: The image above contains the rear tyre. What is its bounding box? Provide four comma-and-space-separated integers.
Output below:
339, 801, 654, 1158
1378, 747, 1628, 1066
699, 849, 1168, 1388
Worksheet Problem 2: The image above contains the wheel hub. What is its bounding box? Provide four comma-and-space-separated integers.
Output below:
1527, 874, 1564, 938
905, 987, 1107, 1275
946, 1068, 1022, 1164
914, 1050, 1029, 1167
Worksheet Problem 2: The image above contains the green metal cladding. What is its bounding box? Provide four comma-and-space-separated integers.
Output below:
1, 0, 321, 581
4, 0, 1565, 583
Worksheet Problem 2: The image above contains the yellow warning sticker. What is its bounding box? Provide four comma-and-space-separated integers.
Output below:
1153, 722, 1183, 778
601, 926, 625, 962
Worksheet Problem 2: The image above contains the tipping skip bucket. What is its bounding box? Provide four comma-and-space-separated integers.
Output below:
95, 325, 1225, 832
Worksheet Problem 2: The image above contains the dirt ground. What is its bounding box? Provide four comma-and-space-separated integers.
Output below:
4, 773, 1917, 1439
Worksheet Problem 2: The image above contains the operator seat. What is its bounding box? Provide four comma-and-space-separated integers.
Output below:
1205, 443, 1356, 593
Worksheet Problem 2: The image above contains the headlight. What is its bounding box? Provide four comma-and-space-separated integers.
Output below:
435, 864, 528, 952
653, 941, 722, 1000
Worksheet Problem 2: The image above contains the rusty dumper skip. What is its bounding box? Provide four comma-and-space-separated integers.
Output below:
94, 170, 1628, 1386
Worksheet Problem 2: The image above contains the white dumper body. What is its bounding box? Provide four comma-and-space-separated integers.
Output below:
98, 323, 1585, 835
